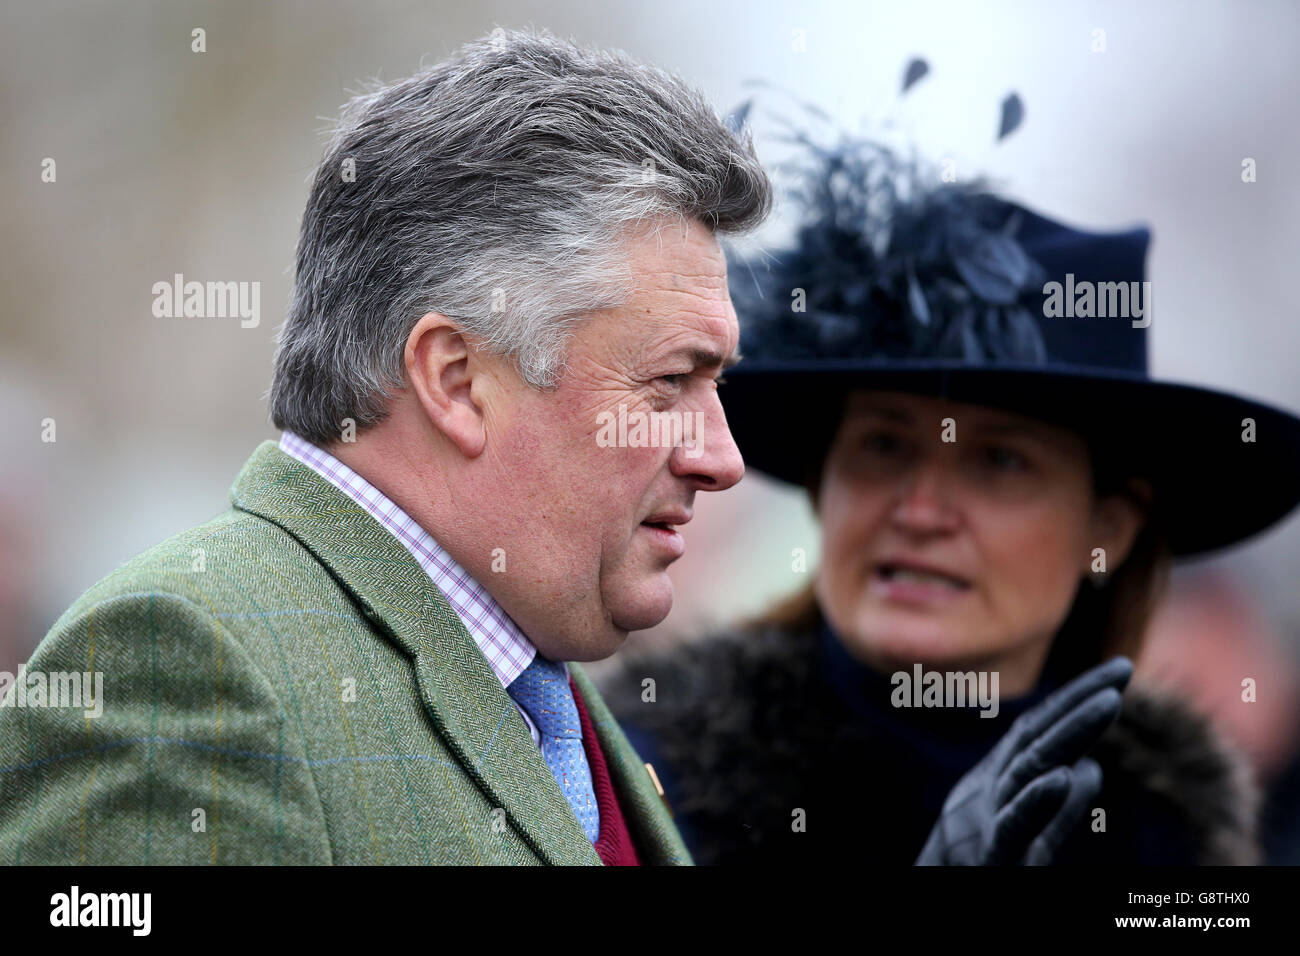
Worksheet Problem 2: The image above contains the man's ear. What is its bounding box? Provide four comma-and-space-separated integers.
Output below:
1087, 479, 1151, 573
405, 311, 487, 459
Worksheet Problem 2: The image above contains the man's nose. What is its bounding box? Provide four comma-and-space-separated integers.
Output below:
669, 392, 744, 491
890, 459, 960, 534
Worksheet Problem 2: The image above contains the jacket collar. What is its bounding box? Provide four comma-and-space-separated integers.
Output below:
570, 664, 692, 865
230, 440, 600, 865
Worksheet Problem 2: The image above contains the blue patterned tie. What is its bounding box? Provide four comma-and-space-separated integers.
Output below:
507, 654, 601, 842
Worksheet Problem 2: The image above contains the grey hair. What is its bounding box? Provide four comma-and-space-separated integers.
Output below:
269, 28, 771, 445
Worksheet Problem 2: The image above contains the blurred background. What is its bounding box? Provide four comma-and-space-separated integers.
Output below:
3, 0, 1299, 859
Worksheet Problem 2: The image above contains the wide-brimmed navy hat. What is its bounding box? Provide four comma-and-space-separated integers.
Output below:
722, 138, 1300, 557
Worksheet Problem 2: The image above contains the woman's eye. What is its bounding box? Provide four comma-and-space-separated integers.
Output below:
983, 446, 1029, 472
862, 432, 904, 455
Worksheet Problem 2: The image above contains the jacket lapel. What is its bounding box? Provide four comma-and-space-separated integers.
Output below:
570, 664, 693, 865
230, 441, 599, 865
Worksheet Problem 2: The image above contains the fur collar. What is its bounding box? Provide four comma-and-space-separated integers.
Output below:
605, 623, 1260, 865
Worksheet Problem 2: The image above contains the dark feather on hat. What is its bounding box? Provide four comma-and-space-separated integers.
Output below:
731, 131, 1049, 366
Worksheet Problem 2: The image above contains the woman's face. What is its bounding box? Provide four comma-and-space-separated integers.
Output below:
815, 390, 1144, 695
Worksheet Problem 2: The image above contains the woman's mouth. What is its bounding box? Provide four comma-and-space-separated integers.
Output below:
871, 561, 972, 605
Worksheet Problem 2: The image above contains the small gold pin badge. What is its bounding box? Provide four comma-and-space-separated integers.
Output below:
644, 762, 673, 817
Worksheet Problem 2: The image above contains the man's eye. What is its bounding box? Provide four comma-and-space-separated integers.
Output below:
657, 374, 689, 388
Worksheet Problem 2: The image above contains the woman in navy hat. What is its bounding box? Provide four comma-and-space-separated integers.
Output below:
605, 132, 1300, 865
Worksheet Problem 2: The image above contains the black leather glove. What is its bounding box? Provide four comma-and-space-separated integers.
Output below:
914, 656, 1132, 865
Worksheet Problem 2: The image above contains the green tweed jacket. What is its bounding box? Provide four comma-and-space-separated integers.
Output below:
0, 441, 690, 865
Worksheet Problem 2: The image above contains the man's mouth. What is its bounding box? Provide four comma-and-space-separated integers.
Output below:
639, 511, 691, 559
641, 508, 691, 530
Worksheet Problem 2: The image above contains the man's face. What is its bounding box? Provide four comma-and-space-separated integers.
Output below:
471, 218, 744, 661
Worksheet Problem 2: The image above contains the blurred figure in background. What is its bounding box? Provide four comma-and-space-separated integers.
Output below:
1141, 569, 1300, 863
0, 364, 52, 676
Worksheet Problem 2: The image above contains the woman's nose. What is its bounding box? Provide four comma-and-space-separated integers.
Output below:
889, 461, 961, 533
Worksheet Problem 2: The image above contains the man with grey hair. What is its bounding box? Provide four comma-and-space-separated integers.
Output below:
0, 29, 765, 865
0, 27, 1115, 869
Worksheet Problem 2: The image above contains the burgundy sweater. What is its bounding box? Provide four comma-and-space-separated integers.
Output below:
569, 676, 642, 866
